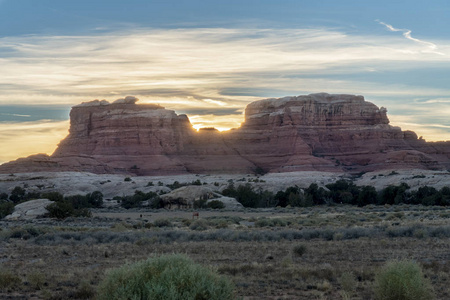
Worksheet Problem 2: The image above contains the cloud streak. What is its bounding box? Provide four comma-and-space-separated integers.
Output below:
1, 26, 450, 162
376, 20, 445, 55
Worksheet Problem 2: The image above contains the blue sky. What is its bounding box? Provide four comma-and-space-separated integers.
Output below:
1, 0, 450, 163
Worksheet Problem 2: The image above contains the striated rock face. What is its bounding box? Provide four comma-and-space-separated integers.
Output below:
1, 93, 449, 175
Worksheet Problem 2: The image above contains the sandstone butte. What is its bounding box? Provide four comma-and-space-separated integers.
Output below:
1, 93, 450, 175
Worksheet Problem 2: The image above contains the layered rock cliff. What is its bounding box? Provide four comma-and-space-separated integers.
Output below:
1, 93, 449, 175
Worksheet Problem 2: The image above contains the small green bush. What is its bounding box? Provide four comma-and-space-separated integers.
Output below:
0, 201, 14, 219
97, 254, 234, 300
153, 218, 173, 227
374, 259, 434, 300
189, 219, 209, 231
292, 244, 307, 257
0, 269, 21, 291
207, 200, 225, 209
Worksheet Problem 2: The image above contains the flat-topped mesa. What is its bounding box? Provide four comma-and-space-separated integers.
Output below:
243, 93, 389, 129
53, 97, 194, 157
1, 93, 449, 175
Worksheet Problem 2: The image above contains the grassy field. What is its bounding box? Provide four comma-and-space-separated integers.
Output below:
1, 205, 449, 299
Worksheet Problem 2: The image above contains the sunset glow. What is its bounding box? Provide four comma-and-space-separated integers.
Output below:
1, 1, 450, 164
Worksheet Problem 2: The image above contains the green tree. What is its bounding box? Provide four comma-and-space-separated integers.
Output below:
9, 186, 25, 203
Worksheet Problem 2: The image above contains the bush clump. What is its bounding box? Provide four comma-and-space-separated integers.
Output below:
0, 201, 14, 219
96, 254, 234, 300
374, 259, 434, 300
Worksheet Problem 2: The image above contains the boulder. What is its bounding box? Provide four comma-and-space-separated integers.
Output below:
5, 199, 54, 220
160, 186, 215, 209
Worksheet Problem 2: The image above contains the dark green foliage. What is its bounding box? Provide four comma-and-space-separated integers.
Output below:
118, 190, 158, 209
207, 200, 225, 209
378, 183, 410, 205
65, 194, 89, 209
41, 192, 64, 202
254, 166, 266, 175
9, 186, 25, 203
233, 183, 259, 208
64, 191, 103, 209
191, 179, 202, 185
305, 183, 327, 205
326, 179, 360, 204
149, 197, 163, 209
357, 186, 378, 207
46, 201, 91, 219
96, 254, 234, 300
46, 201, 74, 219
194, 198, 208, 209
0, 201, 14, 219
166, 181, 184, 190
86, 191, 103, 208
0, 192, 8, 200
292, 244, 307, 257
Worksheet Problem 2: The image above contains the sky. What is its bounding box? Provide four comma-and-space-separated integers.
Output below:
1, 0, 450, 164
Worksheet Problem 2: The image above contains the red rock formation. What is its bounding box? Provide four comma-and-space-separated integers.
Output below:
1, 93, 449, 175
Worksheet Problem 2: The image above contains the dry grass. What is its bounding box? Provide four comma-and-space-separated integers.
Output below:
0, 205, 449, 299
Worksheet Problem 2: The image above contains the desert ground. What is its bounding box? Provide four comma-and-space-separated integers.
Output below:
1, 204, 450, 299
1, 170, 450, 299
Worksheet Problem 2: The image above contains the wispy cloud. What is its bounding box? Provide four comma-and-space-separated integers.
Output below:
1, 26, 450, 162
376, 20, 445, 55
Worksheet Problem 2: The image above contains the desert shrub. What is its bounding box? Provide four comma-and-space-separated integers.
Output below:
338, 271, 356, 296
124, 177, 132, 182
0, 268, 21, 291
73, 280, 96, 299
6, 226, 46, 240
46, 201, 91, 219
374, 260, 434, 300
191, 179, 202, 185
222, 183, 260, 208
9, 186, 25, 203
96, 254, 234, 300
0, 192, 8, 200
0, 201, 14, 219
27, 272, 46, 290
292, 244, 307, 257
86, 191, 103, 208
207, 200, 225, 209
189, 219, 209, 231
41, 191, 64, 202
194, 198, 208, 209
149, 197, 163, 209
119, 191, 158, 209
153, 218, 173, 227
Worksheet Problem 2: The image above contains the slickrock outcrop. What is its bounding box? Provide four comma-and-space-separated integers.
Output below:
1, 93, 449, 175
5, 199, 54, 220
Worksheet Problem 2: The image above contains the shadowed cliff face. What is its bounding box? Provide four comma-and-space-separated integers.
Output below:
1, 93, 450, 175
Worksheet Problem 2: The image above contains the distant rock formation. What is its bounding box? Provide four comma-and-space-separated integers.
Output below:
1, 93, 449, 175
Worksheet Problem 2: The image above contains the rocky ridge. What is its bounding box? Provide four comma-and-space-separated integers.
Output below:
1, 93, 449, 175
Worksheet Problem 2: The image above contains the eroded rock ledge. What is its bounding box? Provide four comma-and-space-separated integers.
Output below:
1, 93, 449, 175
